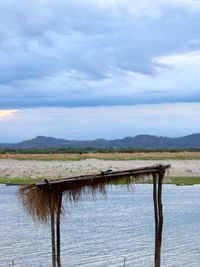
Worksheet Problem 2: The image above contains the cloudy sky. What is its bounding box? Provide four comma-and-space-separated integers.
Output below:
1, 0, 200, 142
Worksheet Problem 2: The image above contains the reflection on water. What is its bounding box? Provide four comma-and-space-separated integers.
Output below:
0, 184, 200, 267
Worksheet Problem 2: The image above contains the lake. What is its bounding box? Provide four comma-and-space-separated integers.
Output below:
0, 184, 200, 267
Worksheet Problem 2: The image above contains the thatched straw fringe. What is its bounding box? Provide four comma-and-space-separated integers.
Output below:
17, 164, 170, 223
18, 181, 106, 222
18, 185, 61, 222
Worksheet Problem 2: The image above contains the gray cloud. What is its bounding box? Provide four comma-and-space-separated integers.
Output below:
1, 0, 200, 108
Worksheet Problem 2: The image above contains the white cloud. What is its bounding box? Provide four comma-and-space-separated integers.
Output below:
0, 110, 18, 121
157, 50, 200, 65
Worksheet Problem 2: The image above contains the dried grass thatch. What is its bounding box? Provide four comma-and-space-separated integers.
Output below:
18, 164, 170, 223
18, 179, 106, 222
18, 185, 58, 222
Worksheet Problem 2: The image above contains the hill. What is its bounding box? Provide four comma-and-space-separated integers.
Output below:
1, 134, 200, 150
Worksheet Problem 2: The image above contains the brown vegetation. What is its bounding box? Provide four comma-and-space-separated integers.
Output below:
2, 151, 200, 160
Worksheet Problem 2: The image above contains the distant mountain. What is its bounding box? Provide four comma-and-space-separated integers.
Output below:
1, 134, 200, 150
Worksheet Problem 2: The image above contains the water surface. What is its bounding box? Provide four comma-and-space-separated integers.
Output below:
0, 184, 200, 267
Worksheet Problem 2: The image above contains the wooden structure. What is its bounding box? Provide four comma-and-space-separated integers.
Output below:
18, 164, 170, 267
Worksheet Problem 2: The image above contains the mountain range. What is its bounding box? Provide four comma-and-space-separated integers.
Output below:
1, 134, 200, 150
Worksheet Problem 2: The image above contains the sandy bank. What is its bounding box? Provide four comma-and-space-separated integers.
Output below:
0, 159, 200, 179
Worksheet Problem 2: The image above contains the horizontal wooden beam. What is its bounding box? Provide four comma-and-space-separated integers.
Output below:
36, 164, 170, 187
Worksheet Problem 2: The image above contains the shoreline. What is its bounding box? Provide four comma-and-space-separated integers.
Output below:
0, 158, 200, 184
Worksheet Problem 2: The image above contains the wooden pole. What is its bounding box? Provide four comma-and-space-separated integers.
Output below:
56, 194, 62, 267
45, 184, 57, 267
45, 179, 57, 267
153, 173, 159, 267
157, 171, 164, 267
51, 194, 57, 267
153, 171, 164, 267
123, 257, 126, 266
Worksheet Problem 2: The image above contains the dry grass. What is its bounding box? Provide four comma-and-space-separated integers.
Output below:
18, 165, 168, 222
18, 185, 53, 222
0, 153, 81, 161
2, 151, 200, 161
18, 179, 107, 222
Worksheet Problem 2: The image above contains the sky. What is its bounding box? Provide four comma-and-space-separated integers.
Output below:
1, 0, 200, 142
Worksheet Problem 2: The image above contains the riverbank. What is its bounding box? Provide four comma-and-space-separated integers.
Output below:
0, 158, 200, 184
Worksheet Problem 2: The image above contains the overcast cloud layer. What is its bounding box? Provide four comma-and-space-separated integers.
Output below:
1, 0, 200, 108
1, 0, 200, 141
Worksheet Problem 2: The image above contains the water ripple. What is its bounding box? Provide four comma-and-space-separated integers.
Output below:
0, 185, 200, 266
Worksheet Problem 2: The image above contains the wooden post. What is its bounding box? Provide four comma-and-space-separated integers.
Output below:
157, 171, 164, 267
153, 171, 164, 267
56, 194, 62, 267
123, 257, 126, 267
45, 179, 57, 267
50, 194, 57, 267
153, 173, 159, 266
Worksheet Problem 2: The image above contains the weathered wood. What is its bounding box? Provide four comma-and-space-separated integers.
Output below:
123, 257, 126, 267
156, 171, 164, 267
153, 173, 158, 266
153, 170, 164, 267
50, 198, 57, 267
56, 194, 62, 267
36, 165, 170, 186
46, 179, 57, 267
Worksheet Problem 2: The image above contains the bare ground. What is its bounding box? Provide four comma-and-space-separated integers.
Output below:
0, 159, 200, 179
